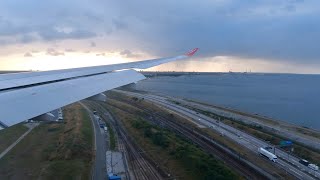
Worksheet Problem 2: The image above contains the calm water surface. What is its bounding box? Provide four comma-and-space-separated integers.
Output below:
133, 73, 320, 130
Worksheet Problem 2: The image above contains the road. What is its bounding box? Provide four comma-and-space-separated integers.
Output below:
0, 122, 39, 159
80, 102, 106, 180
170, 97, 320, 151
115, 90, 319, 180
90, 101, 163, 180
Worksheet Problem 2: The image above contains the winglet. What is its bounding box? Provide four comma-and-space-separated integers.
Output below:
185, 48, 199, 57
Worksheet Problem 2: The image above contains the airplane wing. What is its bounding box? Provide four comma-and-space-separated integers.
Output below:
0, 48, 198, 128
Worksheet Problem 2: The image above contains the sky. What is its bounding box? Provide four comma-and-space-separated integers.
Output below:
0, 0, 320, 73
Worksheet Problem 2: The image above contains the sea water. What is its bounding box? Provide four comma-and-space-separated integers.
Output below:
133, 73, 320, 130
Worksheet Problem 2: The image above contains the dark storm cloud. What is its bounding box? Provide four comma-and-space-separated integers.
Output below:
0, 0, 98, 43
38, 28, 96, 41
120, 49, 141, 58
24, 52, 32, 57
90, 42, 96, 47
65, 48, 75, 52
104, 0, 320, 63
96, 53, 105, 56
112, 18, 128, 30
20, 34, 36, 44
0, 17, 30, 36
46, 48, 64, 56
0, 0, 320, 64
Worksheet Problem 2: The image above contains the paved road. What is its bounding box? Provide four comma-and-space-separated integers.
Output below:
170, 97, 320, 151
0, 122, 39, 159
80, 102, 106, 180
116, 90, 319, 180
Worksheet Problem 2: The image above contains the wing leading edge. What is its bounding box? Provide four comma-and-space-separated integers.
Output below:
0, 48, 198, 90
0, 48, 198, 128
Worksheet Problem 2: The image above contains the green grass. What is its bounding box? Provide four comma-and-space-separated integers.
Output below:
124, 114, 238, 179
81, 109, 94, 151
105, 121, 116, 150
0, 104, 94, 180
45, 160, 85, 180
0, 123, 28, 153
0, 123, 62, 179
43, 106, 93, 179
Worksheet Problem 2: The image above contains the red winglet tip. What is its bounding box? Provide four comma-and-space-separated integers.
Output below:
185, 48, 199, 57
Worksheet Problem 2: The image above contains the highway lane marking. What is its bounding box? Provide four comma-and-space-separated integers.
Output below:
289, 168, 303, 177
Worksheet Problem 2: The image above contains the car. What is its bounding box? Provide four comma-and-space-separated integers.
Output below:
308, 164, 319, 171
264, 146, 273, 151
299, 159, 309, 166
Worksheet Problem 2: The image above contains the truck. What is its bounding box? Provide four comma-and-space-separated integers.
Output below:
258, 147, 277, 162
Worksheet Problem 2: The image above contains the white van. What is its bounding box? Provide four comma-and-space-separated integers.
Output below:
308, 164, 319, 171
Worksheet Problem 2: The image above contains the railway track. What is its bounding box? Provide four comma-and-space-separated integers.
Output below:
105, 96, 270, 180
118, 129, 163, 180
85, 101, 163, 180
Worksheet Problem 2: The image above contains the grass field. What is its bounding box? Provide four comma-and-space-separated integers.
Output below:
0, 103, 93, 180
104, 120, 116, 150
0, 124, 28, 153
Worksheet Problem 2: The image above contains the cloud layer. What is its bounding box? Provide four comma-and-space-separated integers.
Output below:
0, 0, 320, 70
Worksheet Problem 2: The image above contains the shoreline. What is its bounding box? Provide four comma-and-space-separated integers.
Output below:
188, 98, 320, 134
121, 86, 320, 151
133, 73, 320, 130
170, 93, 320, 150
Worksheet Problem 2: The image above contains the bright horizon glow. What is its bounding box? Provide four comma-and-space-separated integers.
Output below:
1, 52, 319, 74
148, 56, 320, 74
0, 52, 130, 71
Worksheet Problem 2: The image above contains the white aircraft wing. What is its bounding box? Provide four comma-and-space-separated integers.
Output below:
0, 48, 198, 128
